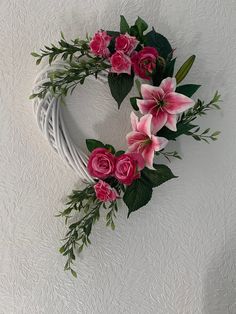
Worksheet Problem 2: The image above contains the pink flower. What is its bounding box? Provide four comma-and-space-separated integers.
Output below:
115, 33, 139, 56
126, 112, 168, 169
89, 31, 111, 58
137, 77, 195, 133
115, 153, 145, 185
131, 47, 158, 80
87, 148, 115, 179
94, 180, 118, 202
110, 51, 132, 74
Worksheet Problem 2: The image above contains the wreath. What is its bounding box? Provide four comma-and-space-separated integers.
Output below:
31, 16, 221, 277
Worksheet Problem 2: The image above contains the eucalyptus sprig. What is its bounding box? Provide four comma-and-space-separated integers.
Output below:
181, 91, 221, 124
31, 57, 110, 99
31, 32, 91, 65
186, 128, 221, 143
58, 185, 118, 277
156, 150, 182, 162
180, 91, 221, 143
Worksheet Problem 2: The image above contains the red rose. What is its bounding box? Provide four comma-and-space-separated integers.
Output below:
89, 31, 111, 58
131, 47, 158, 80
94, 180, 118, 202
115, 33, 139, 56
114, 153, 145, 185
87, 148, 115, 179
110, 50, 132, 74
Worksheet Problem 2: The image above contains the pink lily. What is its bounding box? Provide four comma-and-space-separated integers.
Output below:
126, 112, 168, 169
137, 77, 194, 133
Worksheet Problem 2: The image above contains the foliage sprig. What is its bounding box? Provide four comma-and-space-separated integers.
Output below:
58, 185, 118, 277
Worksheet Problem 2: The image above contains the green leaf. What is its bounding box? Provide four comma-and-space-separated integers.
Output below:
176, 84, 201, 97
192, 135, 201, 141
144, 29, 173, 59
70, 269, 77, 278
36, 58, 42, 65
135, 79, 142, 96
31, 52, 40, 57
106, 31, 120, 37
115, 150, 125, 157
142, 164, 177, 188
107, 31, 120, 54
211, 131, 221, 137
123, 178, 153, 217
104, 144, 115, 154
157, 122, 197, 140
86, 139, 105, 152
135, 16, 148, 38
129, 25, 139, 39
130, 97, 140, 111
29, 94, 37, 99
175, 55, 196, 84
59, 246, 65, 254
60, 31, 65, 40
120, 15, 130, 34
108, 72, 134, 108
164, 58, 176, 77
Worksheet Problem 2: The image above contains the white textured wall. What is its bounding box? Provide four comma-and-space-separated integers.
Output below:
1, 0, 236, 313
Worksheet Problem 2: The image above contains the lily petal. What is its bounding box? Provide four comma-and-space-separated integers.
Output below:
137, 114, 152, 138
164, 92, 194, 114
126, 131, 147, 147
142, 145, 155, 169
165, 114, 177, 131
160, 77, 176, 93
130, 111, 138, 131
152, 110, 168, 133
137, 99, 157, 115
151, 135, 168, 151
141, 84, 165, 100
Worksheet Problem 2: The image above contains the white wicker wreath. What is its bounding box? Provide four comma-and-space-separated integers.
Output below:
32, 61, 107, 184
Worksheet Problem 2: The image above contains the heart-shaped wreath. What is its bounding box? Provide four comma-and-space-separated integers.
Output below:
31, 16, 221, 277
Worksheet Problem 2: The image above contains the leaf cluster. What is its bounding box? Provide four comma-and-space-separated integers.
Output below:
58, 183, 120, 277
123, 164, 177, 216
108, 16, 174, 106
31, 32, 91, 65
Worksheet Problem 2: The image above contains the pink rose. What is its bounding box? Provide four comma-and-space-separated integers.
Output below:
114, 153, 145, 185
87, 148, 115, 179
131, 47, 159, 80
94, 180, 118, 202
115, 33, 139, 56
110, 51, 132, 74
89, 31, 111, 58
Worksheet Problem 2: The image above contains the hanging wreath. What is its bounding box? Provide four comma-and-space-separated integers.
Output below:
31, 16, 221, 277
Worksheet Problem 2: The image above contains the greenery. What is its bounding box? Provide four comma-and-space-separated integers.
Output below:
175, 84, 201, 97
156, 150, 182, 162
144, 29, 173, 60
31, 35, 110, 100
142, 164, 177, 187
123, 177, 153, 216
175, 55, 196, 84
108, 72, 134, 108
58, 185, 118, 277
124, 164, 177, 216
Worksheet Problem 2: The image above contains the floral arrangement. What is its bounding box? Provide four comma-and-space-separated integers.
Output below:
31, 16, 221, 277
